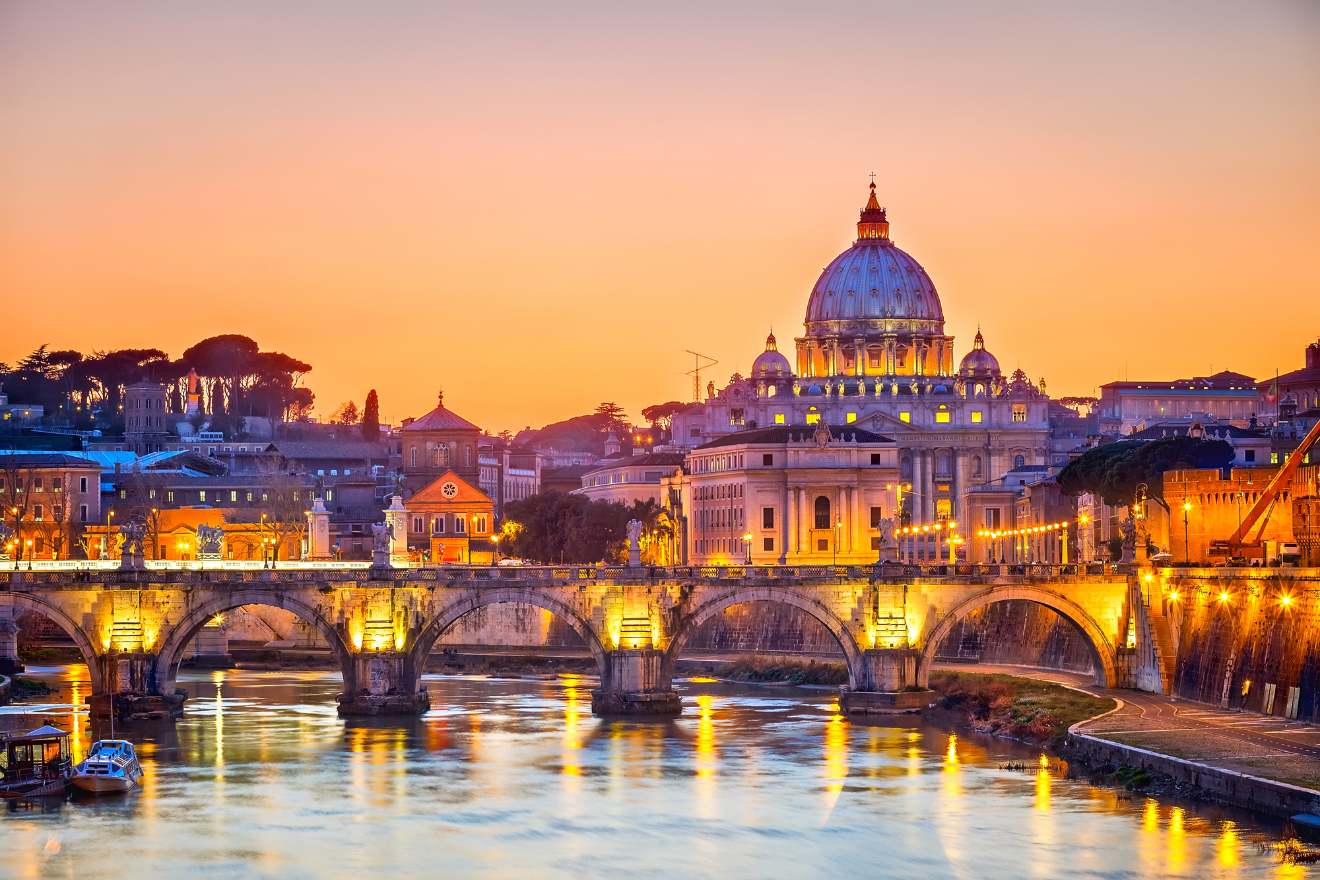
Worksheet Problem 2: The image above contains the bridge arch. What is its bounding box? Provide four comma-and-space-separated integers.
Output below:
664, 586, 867, 690
152, 591, 356, 697
0, 593, 105, 694
408, 587, 608, 681
918, 587, 1118, 688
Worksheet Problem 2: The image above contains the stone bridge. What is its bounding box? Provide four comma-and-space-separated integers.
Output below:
0, 562, 1146, 718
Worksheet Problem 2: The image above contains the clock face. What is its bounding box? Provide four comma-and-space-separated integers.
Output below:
441, 481, 459, 499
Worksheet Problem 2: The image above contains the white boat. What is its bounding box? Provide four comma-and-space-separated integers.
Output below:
71, 740, 143, 794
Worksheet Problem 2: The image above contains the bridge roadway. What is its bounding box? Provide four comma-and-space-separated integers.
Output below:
0, 562, 1137, 718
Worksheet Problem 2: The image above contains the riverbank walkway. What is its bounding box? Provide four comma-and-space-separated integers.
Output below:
943, 662, 1320, 793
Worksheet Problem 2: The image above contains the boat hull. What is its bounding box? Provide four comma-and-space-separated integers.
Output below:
71, 774, 135, 794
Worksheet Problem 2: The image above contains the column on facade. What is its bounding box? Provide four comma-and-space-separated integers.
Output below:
784, 484, 796, 558
853, 339, 864, 377
796, 487, 808, 557
852, 483, 864, 557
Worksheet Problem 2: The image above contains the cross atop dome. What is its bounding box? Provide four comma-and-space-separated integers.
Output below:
857, 178, 890, 241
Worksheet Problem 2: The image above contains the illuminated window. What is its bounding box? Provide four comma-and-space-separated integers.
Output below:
1012, 404, 1027, 423
935, 406, 951, 424
936, 499, 952, 518
1271, 452, 1279, 464
846, 412, 858, 423
413, 516, 423, 533
767, 385, 777, 398
806, 412, 821, 425
971, 411, 983, 424
773, 413, 786, 425
455, 515, 467, 534
899, 412, 911, 423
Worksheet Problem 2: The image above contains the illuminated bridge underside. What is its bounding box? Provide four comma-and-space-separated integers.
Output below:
0, 565, 1145, 716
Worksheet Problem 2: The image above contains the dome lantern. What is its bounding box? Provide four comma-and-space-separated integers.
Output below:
857, 181, 890, 241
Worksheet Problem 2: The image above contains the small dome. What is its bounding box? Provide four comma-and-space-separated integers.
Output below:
958, 329, 1001, 377
752, 331, 793, 379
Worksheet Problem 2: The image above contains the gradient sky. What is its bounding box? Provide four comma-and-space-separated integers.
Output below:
3, 2, 1318, 433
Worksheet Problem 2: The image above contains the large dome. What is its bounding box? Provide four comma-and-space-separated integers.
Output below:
803, 184, 943, 333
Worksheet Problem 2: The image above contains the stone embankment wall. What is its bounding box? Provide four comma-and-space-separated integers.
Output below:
1067, 730, 1320, 818
0, 674, 10, 706
1167, 571, 1320, 721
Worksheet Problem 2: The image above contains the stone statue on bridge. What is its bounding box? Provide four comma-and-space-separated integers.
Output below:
119, 519, 146, 569
626, 519, 644, 568
0, 523, 11, 559
196, 525, 223, 558
371, 521, 391, 567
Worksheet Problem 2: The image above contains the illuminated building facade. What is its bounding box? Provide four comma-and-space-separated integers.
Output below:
671, 183, 1051, 529
402, 470, 495, 563
400, 392, 482, 494
661, 423, 900, 565
1098, 371, 1262, 434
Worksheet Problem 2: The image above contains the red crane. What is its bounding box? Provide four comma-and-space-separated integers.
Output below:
1209, 416, 1320, 560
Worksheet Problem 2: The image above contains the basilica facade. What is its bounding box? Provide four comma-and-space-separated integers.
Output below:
671, 183, 1051, 530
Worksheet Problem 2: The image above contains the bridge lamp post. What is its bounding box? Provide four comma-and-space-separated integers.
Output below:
833, 519, 842, 566
24, 538, 32, 570
741, 532, 752, 565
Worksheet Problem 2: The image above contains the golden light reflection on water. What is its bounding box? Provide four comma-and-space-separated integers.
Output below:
942, 733, 962, 800
694, 693, 717, 818
211, 670, 225, 768
1218, 819, 1240, 869
820, 701, 848, 824
1168, 805, 1187, 872
561, 674, 582, 781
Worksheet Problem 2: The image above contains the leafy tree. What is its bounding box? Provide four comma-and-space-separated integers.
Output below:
1058, 436, 1234, 509
499, 493, 672, 564
361, 389, 381, 441
331, 401, 360, 425
594, 402, 629, 432
180, 334, 260, 415
641, 401, 687, 432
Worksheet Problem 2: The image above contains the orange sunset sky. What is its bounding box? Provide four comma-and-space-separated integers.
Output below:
2, 2, 1318, 433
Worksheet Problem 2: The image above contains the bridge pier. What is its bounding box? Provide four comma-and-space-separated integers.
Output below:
0, 610, 22, 677
189, 620, 235, 669
92, 651, 186, 721
840, 648, 930, 714
337, 652, 431, 716
592, 649, 681, 717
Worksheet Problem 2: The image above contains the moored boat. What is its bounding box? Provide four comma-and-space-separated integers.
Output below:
0, 724, 73, 798
71, 739, 143, 794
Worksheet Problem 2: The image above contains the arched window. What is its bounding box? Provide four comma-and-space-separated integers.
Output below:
1013, 454, 1026, 469
814, 495, 831, 529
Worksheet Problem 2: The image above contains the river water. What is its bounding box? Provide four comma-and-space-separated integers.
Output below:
0, 664, 1305, 879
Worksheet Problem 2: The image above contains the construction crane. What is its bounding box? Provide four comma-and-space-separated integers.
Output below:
684, 350, 718, 403
1209, 416, 1320, 561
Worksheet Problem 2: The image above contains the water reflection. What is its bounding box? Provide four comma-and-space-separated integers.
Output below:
0, 665, 1303, 878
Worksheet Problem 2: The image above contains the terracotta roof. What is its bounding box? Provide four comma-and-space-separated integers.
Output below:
402, 401, 481, 433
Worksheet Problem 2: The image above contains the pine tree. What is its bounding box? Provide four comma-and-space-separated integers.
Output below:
361, 389, 381, 441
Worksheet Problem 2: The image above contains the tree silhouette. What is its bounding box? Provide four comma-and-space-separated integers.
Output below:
361, 389, 381, 441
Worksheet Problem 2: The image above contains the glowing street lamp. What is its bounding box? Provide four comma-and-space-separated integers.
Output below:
742, 532, 753, 565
